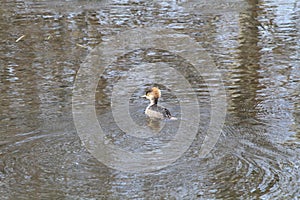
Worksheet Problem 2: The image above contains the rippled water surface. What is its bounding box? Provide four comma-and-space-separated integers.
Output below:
1, 0, 300, 199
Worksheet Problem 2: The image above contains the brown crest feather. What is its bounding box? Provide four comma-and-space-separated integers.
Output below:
151, 87, 161, 98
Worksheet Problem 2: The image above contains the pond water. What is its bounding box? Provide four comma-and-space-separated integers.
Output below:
1, 0, 299, 199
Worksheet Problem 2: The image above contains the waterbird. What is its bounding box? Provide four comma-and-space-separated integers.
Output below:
141, 87, 176, 120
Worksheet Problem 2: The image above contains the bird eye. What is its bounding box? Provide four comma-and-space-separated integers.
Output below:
145, 89, 152, 95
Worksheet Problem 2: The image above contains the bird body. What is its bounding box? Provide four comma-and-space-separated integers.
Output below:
141, 87, 174, 120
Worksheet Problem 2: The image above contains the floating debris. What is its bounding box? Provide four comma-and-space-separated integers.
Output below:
45, 35, 52, 40
16, 35, 25, 42
76, 43, 88, 49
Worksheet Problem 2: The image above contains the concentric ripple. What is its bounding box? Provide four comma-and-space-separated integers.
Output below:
0, 0, 300, 199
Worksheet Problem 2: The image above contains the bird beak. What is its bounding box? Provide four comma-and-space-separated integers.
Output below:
140, 95, 147, 98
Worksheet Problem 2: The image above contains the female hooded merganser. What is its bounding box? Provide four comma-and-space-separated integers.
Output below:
141, 87, 175, 120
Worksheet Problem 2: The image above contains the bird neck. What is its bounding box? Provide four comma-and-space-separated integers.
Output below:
150, 98, 158, 105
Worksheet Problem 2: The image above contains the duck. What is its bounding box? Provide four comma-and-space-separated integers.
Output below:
141, 87, 175, 120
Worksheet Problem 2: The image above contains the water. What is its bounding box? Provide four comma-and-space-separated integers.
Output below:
1, 0, 300, 199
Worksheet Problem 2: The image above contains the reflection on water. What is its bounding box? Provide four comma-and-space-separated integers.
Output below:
0, 0, 300, 199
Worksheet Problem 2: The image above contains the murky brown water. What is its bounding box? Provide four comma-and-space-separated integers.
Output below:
1, 0, 300, 199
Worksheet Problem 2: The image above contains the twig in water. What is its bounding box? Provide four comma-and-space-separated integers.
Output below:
16, 35, 26, 43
